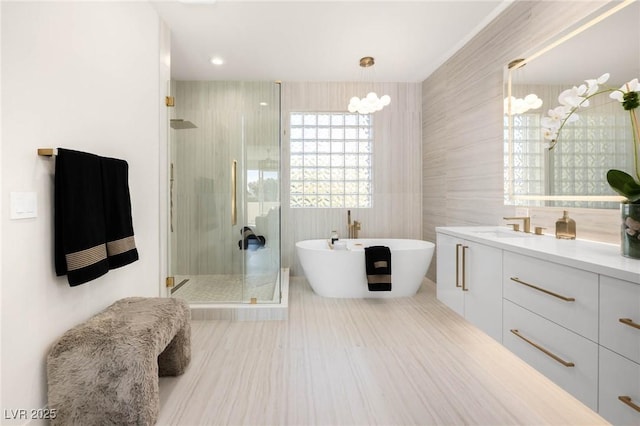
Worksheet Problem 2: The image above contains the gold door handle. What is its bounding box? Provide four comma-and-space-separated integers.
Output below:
170, 163, 174, 233
618, 396, 640, 413
462, 245, 469, 291
231, 160, 237, 225
619, 318, 640, 330
510, 277, 575, 302
510, 329, 575, 367
455, 244, 462, 288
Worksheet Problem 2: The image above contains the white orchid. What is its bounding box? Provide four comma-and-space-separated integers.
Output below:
585, 73, 610, 95
558, 86, 591, 108
542, 128, 558, 142
610, 78, 640, 102
540, 106, 578, 141
543, 73, 632, 147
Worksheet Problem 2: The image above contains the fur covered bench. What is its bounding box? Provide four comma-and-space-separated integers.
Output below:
47, 297, 191, 425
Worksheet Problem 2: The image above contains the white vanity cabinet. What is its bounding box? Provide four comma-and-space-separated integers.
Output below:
503, 300, 599, 410
598, 276, 640, 424
599, 346, 640, 425
436, 233, 502, 342
502, 252, 600, 410
435, 226, 640, 425
503, 252, 599, 341
600, 276, 640, 365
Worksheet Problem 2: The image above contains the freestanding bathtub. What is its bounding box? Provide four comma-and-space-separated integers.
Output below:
295, 239, 435, 298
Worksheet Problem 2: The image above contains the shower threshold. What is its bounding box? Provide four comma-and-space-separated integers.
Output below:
180, 268, 289, 321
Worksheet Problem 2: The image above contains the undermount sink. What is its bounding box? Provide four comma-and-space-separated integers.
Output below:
472, 228, 536, 239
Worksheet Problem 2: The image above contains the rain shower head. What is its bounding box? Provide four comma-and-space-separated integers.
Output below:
170, 119, 197, 129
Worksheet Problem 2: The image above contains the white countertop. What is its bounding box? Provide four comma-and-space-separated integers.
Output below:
436, 226, 640, 284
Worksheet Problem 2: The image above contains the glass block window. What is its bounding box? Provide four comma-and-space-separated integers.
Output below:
504, 112, 545, 207
548, 102, 631, 208
290, 112, 373, 208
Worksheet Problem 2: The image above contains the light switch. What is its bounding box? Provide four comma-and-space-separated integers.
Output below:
10, 192, 38, 219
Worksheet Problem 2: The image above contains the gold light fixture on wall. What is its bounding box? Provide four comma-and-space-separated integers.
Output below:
347, 56, 391, 114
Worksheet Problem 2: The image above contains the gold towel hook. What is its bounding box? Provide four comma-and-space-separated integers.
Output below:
37, 148, 57, 157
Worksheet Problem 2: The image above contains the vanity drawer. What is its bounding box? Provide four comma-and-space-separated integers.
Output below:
599, 346, 640, 426
503, 300, 598, 410
503, 251, 598, 341
600, 275, 640, 364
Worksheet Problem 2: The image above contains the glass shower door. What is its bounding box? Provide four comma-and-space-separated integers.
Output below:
241, 83, 281, 304
168, 81, 280, 304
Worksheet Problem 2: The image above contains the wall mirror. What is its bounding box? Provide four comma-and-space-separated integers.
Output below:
504, 0, 640, 209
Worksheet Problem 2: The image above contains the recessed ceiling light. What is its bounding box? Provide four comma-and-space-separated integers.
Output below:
210, 57, 224, 66
259, 102, 268, 107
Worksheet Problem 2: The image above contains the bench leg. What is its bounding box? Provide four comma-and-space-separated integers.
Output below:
158, 322, 191, 376
49, 349, 160, 426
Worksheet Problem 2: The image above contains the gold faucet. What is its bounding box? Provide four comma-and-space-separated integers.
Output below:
347, 210, 361, 239
351, 220, 361, 239
503, 216, 531, 233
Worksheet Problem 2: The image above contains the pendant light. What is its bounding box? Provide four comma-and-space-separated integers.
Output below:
504, 58, 543, 115
347, 57, 391, 114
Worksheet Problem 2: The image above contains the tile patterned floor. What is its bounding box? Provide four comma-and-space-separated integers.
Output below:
157, 277, 607, 425
171, 273, 278, 303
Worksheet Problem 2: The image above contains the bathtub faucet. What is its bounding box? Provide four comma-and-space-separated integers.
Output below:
347, 210, 361, 239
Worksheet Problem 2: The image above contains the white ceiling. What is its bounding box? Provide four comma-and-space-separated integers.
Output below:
151, 0, 511, 82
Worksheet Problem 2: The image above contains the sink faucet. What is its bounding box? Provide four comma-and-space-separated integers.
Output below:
503, 216, 531, 233
347, 210, 361, 239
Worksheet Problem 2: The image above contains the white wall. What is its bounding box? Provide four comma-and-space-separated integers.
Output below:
1, 2, 163, 421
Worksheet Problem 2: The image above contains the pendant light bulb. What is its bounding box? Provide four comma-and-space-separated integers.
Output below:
347, 57, 391, 114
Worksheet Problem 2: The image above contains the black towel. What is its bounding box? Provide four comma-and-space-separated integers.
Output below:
238, 226, 266, 250
55, 148, 110, 286
100, 156, 139, 269
55, 149, 139, 286
364, 246, 392, 291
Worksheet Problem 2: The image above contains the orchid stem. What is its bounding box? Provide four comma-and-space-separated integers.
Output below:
548, 87, 618, 150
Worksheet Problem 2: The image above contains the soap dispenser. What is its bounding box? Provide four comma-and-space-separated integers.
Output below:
555, 211, 576, 240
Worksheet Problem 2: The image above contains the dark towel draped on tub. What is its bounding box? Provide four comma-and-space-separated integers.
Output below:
364, 246, 392, 291
55, 148, 138, 286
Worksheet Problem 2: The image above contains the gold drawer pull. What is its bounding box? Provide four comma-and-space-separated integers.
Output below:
619, 318, 640, 330
510, 277, 575, 302
455, 244, 462, 288
510, 329, 575, 367
618, 396, 640, 413
462, 245, 469, 292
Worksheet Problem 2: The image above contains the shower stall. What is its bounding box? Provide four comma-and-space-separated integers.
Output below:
168, 81, 281, 305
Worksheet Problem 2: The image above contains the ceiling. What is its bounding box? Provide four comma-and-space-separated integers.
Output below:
151, 0, 511, 82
